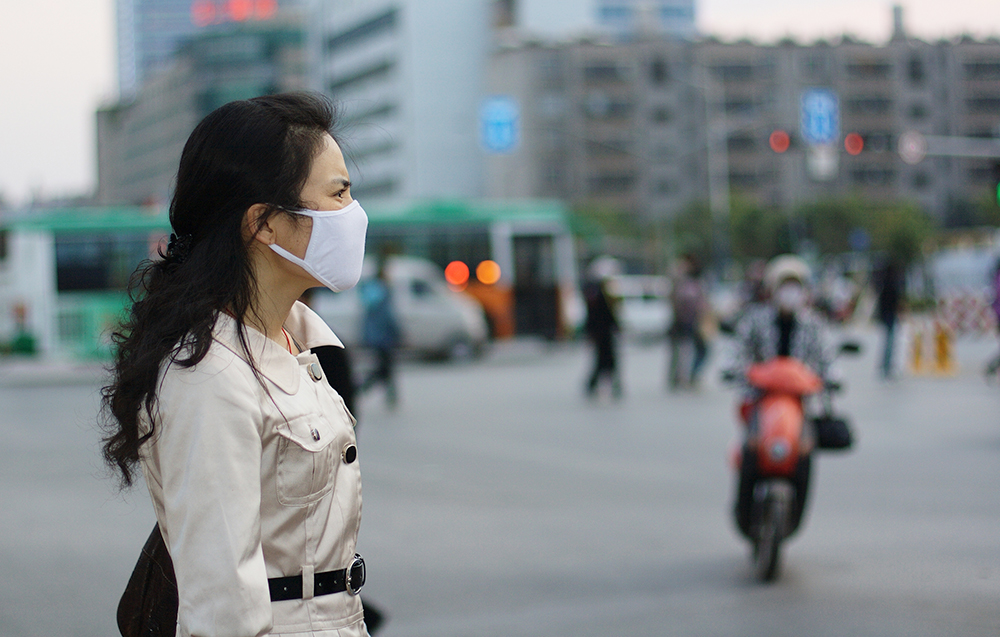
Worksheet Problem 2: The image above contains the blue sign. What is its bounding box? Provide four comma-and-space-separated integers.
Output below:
480, 96, 520, 154
801, 89, 839, 146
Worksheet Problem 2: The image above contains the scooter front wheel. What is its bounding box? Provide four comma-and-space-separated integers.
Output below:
752, 487, 789, 582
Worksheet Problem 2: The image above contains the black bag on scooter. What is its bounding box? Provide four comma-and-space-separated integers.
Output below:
813, 415, 853, 450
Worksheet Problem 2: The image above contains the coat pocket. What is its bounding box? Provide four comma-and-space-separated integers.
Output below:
274, 413, 337, 506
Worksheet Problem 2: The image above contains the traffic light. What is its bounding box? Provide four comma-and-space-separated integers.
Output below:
769, 130, 791, 153
844, 133, 864, 156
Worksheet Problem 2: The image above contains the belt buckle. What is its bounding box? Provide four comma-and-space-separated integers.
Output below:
345, 554, 365, 595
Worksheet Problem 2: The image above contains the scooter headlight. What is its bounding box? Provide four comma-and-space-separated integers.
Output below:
768, 440, 790, 462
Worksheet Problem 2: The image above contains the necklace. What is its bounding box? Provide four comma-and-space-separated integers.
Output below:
281, 327, 293, 354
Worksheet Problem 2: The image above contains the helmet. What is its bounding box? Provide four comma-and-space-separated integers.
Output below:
763, 254, 811, 294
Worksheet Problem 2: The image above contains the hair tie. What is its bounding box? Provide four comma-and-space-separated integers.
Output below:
165, 233, 193, 264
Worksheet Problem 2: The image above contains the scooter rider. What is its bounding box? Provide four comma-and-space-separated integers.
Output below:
732, 254, 833, 539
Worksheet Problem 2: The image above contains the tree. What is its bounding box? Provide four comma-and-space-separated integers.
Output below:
671, 201, 714, 266
797, 197, 933, 265
727, 198, 792, 264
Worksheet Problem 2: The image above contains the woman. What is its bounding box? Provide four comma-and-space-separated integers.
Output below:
102, 92, 371, 636
732, 254, 831, 540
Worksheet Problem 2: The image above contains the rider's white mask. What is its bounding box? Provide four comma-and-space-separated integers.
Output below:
775, 281, 806, 313
269, 199, 368, 292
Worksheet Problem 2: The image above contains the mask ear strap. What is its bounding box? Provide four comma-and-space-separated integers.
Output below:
269, 243, 337, 291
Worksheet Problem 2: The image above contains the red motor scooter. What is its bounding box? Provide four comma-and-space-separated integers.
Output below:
725, 344, 857, 581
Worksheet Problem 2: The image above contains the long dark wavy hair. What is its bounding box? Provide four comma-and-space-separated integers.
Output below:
101, 92, 339, 488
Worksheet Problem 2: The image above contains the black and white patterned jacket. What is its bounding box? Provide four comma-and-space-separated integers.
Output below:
734, 303, 832, 380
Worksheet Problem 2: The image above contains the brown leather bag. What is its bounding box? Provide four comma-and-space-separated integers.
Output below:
117, 524, 178, 637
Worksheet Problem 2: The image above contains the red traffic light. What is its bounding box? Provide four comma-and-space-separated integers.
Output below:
769, 130, 791, 153
844, 133, 864, 156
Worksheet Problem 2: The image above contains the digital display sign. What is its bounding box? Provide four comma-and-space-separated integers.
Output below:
191, 0, 278, 27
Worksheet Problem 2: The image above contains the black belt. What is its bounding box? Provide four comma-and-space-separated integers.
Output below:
268, 555, 365, 601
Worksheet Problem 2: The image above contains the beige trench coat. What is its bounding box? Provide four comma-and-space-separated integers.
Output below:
140, 302, 368, 637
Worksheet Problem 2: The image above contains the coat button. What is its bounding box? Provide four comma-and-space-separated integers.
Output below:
342, 444, 357, 464
308, 362, 323, 381
310, 428, 321, 442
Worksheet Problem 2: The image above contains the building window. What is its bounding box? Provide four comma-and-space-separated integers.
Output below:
846, 61, 892, 80
544, 164, 562, 189
650, 57, 669, 85
586, 139, 631, 157
651, 143, 675, 161
585, 92, 633, 119
588, 172, 635, 194
348, 140, 398, 162
326, 9, 398, 53
651, 105, 672, 123
54, 233, 152, 292
712, 64, 753, 82
343, 102, 396, 125
727, 134, 756, 152
654, 179, 677, 195
661, 5, 693, 19
539, 53, 564, 85
328, 60, 394, 94
908, 55, 925, 85
967, 96, 1000, 114
724, 98, 756, 116
539, 93, 566, 119
964, 61, 1000, 80
354, 178, 397, 198
803, 53, 827, 80
584, 63, 625, 83
969, 165, 997, 185
908, 103, 928, 119
598, 6, 630, 22
846, 97, 893, 115
860, 132, 893, 152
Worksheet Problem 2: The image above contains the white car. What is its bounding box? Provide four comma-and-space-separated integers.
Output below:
311, 256, 489, 360
605, 275, 672, 341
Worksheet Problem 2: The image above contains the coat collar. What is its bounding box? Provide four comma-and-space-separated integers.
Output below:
212, 301, 343, 395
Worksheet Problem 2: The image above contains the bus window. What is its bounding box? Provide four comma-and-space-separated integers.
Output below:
55, 232, 154, 292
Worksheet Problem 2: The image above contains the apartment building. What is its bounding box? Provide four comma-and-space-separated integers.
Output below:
97, 16, 308, 205
485, 27, 1000, 223
309, 0, 492, 201
116, 0, 303, 97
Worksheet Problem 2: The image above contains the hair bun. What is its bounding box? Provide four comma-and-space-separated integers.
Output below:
165, 233, 193, 264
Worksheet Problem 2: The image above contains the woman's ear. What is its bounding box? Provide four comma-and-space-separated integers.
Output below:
245, 204, 276, 245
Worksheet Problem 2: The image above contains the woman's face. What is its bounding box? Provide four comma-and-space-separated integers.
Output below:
277, 133, 352, 260
299, 133, 353, 212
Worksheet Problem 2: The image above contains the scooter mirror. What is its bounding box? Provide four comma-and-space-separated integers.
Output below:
839, 341, 862, 355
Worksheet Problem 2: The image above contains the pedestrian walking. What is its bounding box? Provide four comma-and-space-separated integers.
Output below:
874, 257, 904, 379
102, 93, 373, 636
583, 261, 622, 399
668, 254, 711, 389
984, 258, 1000, 378
358, 260, 401, 407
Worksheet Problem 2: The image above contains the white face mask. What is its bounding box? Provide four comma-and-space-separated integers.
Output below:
775, 282, 806, 313
269, 199, 368, 292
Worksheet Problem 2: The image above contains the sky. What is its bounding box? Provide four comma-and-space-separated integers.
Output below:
0, 0, 998, 207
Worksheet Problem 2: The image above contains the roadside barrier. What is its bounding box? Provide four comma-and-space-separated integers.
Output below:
936, 290, 995, 336
908, 315, 956, 375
